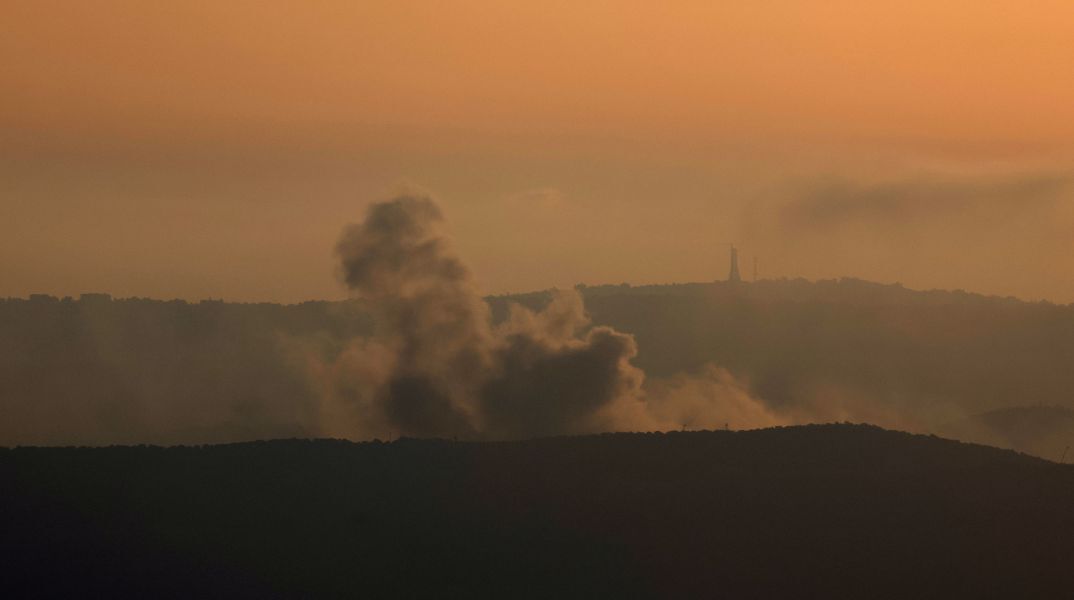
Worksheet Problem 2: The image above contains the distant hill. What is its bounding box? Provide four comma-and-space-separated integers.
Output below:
3, 279, 1074, 446
4, 424, 1074, 598
567, 279, 1074, 410
937, 405, 1074, 461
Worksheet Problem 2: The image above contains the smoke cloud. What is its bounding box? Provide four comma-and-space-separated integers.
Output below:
325, 194, 643, 438
321, 193, 776, 439
780, 172, 1074, 230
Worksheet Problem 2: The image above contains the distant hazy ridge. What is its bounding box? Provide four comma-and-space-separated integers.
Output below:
3, 278, 1073, 450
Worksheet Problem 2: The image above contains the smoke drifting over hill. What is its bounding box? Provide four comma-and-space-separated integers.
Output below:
6, 193, 1074, 450
321, 194, 770, 439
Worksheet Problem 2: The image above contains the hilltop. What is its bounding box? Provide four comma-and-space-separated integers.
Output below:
4, 424, 1073, 598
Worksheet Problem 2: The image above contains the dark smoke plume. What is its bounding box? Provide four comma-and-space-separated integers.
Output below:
332, 193, 645, 439
781, 172, 1074, 230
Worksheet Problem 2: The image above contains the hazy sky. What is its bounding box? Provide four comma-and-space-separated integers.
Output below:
3, 1, 1074, 302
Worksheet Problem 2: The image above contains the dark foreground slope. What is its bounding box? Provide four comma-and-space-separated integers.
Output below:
4, 424, 1074, 599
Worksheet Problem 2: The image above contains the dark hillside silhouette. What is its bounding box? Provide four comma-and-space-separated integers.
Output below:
4, 424, 1074, 598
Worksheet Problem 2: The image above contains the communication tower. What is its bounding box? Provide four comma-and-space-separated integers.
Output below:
728, 245, 741, 282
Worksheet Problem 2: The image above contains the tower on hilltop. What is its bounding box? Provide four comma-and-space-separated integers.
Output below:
728, 245, 741, 282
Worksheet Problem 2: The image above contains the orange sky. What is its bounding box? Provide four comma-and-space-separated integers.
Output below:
3, 1, 1074, 302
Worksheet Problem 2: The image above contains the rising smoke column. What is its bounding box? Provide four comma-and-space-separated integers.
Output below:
334, 193, 644, 439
